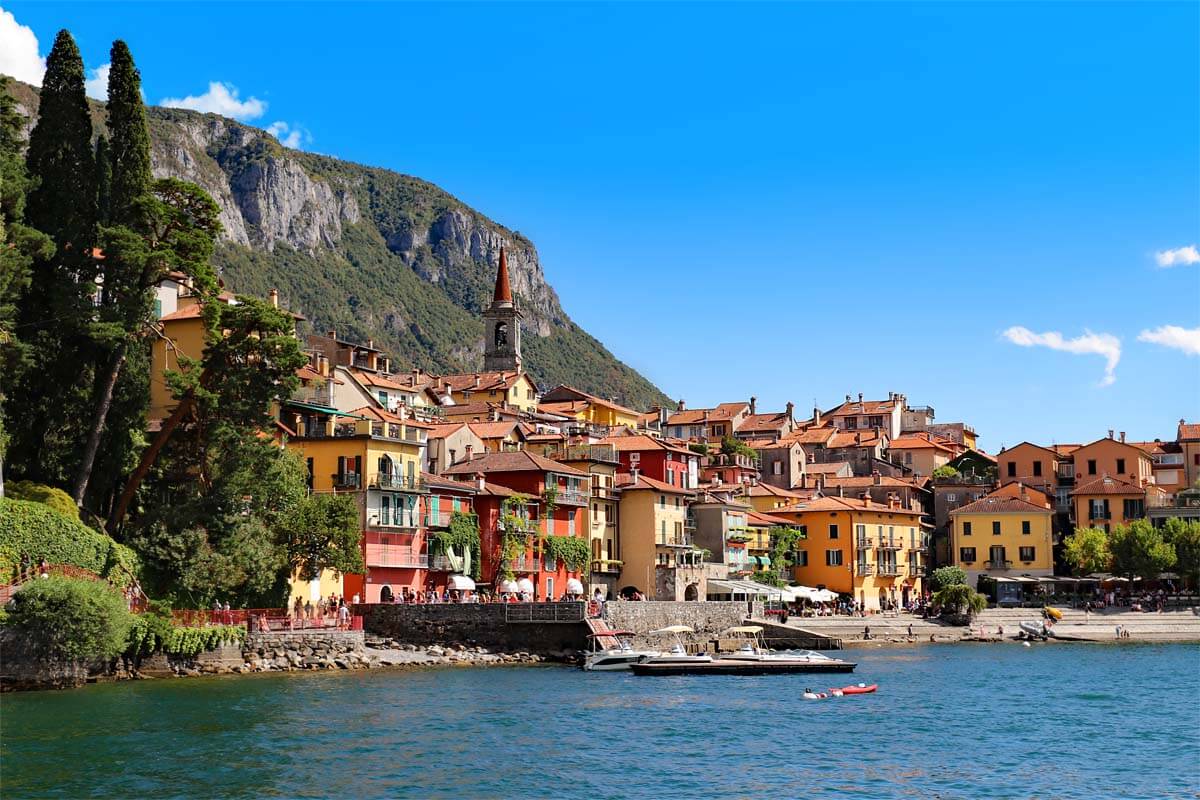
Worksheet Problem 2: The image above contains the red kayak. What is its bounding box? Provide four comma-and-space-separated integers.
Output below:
833, 683, 878, 695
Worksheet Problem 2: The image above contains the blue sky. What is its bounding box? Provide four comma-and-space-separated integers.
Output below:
2, 2, 1197, 448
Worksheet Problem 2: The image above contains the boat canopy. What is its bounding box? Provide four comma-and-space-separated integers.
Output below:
588, 630, 636, 638
649, 625, 695, 635
721, 626, 764, 635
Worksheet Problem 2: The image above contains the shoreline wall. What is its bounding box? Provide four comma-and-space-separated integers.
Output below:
355, 603, 592, 654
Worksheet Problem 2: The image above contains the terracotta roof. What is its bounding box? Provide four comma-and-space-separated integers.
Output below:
821, 475, 931, 491
436, 371, 528, 393
615, 473, 695, 495
745, 483, 807, 499
666, 402, 749, 426
466, 421, 522, 440
538, 385, 638, 417
998, 441, 1060, 459
493, 247, 513, 304
785, 427, 836, 446
1073, 437, 1154, 459
746, 509, 799, 527
351, 370, 415, 391
889, 433, 955, 453
600, 433, 695, 457
737, 412, 793, 434
538, 400, 589, 416
1051, 444, 1081, 456
828, 430, 884, 448
424, 422, 470, 439
1070, 475, 1147, 497
825, 398, 899, 417
1178, 422, 1200, 441
348, 406, 434, 428
296, 365, 343, 384
159, 305, 204, 321
772, 496, 923, 516
441, 450, 587, 477
951, 495, 1054, 515
421, 473, 479, 494
441, 400, 502, 418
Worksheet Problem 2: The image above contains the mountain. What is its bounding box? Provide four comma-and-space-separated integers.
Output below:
5, 79, 672, 411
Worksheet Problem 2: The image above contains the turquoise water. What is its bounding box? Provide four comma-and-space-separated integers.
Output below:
2, 644, 1198, 799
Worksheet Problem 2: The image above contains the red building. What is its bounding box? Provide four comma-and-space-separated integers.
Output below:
600, 433, 698, 488
421, 474, 482, 595
443, 451, 591, 599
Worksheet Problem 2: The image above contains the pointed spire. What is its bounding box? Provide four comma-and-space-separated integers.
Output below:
493, 246, 513, 305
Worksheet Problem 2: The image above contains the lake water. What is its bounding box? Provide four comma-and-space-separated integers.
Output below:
2, 643, 1198, 799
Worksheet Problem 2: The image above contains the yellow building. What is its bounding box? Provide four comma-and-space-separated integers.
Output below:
949, 492, 1054, 587
434, 371, 540, 414
742, 482, 812, 513
538, 385, 642, 431
149, 285, 237, 421
771, 496, 925, 610
615, 473, 705, 600
281, 403, 432, 604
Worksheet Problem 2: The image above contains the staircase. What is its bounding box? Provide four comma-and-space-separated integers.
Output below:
585, 616, 621, 650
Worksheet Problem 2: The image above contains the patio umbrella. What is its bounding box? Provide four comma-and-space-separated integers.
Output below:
499, 580, 520, 593
517, 577, 535, 595
566, 578, 584, 595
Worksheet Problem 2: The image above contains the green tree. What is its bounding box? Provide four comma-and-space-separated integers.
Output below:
94, 135, 112, 224
281, 485, 365, 582
720, 435, 756, 459
104, 41, 153, 225
929, 565, 967, 591
0, 77, 55, 498
1161, 518, 1200, 590
1109, 520, 1176, 584
932, 583, 987, 620
8, 29, 99, 490
932, 465, 960, 480
1062, 527, 1112, 576
5, 576, 134, 662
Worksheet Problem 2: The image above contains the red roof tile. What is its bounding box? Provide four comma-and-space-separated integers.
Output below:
442, 450, 587, 477
951, 496, 1054, 515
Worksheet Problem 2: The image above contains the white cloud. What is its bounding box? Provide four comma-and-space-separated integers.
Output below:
1154, 245, 1200, 268
1138, 325, 1200, 357
0, 5, 45, 85
160, 81, 266, 120
1002, 326, 1122, 387
265, 120, 311, 150
84, 62, 109, 100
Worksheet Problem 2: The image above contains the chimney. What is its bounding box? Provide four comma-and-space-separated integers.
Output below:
858, 392, 864, 403
855, 431, 862, 446
749, 396, 757, 415
873, 470, 882, 486
815, 475, 825, 494
269, 288, 279, 308
475, 472, 486, 491
631, 467, 640, 482
327, 329, 337, 340
800, 473, 808, 489
888, 392, 894, 402
785, 401, 794, 419
1108, 429, 1114, 440
813, 407, 822, 427
839, 485, 845, 498
1119, 431, 1126, 443
474, 374, 482, 388
677, 399, 686, 412
845, 394, 852, 403
464, 444, 474, 461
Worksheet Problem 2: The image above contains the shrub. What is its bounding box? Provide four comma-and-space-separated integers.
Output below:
930, 565, 967, 591
0, 498, 140, 586
5, 576, 135, 662
933, 583, 988, 621
5, 481, 80, 521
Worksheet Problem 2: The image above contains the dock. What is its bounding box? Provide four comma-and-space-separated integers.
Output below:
630, 658, 856, 676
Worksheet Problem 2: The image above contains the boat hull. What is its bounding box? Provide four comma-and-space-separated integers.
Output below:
630, 659, 856, 676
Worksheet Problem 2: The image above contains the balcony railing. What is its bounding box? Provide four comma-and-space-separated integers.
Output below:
371, 474, 427, 492
367, 512, 420, 529
364, 545, 428, 569
877, 565, 900, 577
505, 556, 535, 573
856, 563, 875, 576
591, 559, 623, 574
987, 560, 1013, 570
554, 444, 620, 464
1089, 511, 1111, 520
877, 540, 902, 550
331, 473, 361, 490
555, 490, 588, 506
292, 384, 334, 407
369, 422, 426, 444
856, 538, 874, 548
909, 563, 926, 576
657, 534, 693, 548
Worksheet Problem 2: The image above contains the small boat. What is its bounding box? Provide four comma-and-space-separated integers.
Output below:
803, 690, 829, 700
835, 683, 877, 695
1019, 620, 1053, 639
631, 657, 856, 677
719, 626, 838, 663
1044, 606, 1064, 621
639, 625, 713, 665
582, 630, 658, 671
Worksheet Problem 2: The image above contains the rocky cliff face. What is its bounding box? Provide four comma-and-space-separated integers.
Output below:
5, 79, 669, 409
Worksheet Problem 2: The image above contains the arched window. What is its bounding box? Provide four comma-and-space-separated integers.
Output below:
494, 321, 508, 348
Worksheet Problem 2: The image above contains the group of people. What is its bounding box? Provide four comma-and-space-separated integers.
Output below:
374, 587, 594, 604
290, 594, 356, 630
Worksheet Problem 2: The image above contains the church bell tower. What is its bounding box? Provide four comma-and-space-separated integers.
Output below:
482, 246, 522, 372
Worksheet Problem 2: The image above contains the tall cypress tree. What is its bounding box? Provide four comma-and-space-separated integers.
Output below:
105, 41, 151, 224
8, 30, 99, 488
95, 135, 112, 224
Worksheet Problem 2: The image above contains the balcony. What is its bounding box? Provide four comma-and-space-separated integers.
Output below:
1088, 511, 1111, 521
371, 474, 427, 492
591, 559, 623, 575
365, 544, 428, 569
425, 509, 455, 528
555, 490, 588, 507
657, 533, 693, 548
563, 421, 611, 439
856, 538, 874, 548
369, 422, 426, 444
877, 565, 901, 577
292, 384, 333, 407
877, 540, 902, 551
856, 563, 875, 576
331, 473, 361, 490
505, 555, 535, 573
367, 512, 420, 530
554, 444, 620, 465
987, 560, 1013, 570
908, 563, 926, 576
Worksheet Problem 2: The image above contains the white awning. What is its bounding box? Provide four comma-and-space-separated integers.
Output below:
705, 579, 783, 599
649, 625, 695, 635
499, 580, 520, 593
566, 578, 584, 594
447, 575, 476, 591
517, 577, 535, 594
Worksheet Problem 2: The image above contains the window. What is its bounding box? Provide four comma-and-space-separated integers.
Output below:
568, 509, 576, 531
675, 497, 680, 508
1123, 499, 1144, 519
959, 547, 976, 563
829, 523, 839, 540
846, 417, 858, 430
1089, 499, 1109, 520
772, 461, 782, 475
825, 549, 843, 567
963, 521, 972, 536
1022, 520, 1031, 535
1007, 462, 1017, 478
795, 551, 809, 567
1033, 461, 1042, 477
660, 520, 666, 540
1116, 458, 1126, 475
660, 495, 666, 508
1019, 546, 1036, 562
905, 452, 913, 465
1087, 459, 1097, 475
947, 492, 957, 502
992, 521, 1001, 536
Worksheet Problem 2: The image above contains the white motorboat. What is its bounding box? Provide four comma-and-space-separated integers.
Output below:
583, 630, 658, 671
639, 625, 713, 665
719, 626, 841, 663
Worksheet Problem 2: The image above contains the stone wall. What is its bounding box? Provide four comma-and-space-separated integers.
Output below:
356, 603, 591, 654
603, 601, 759, 648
